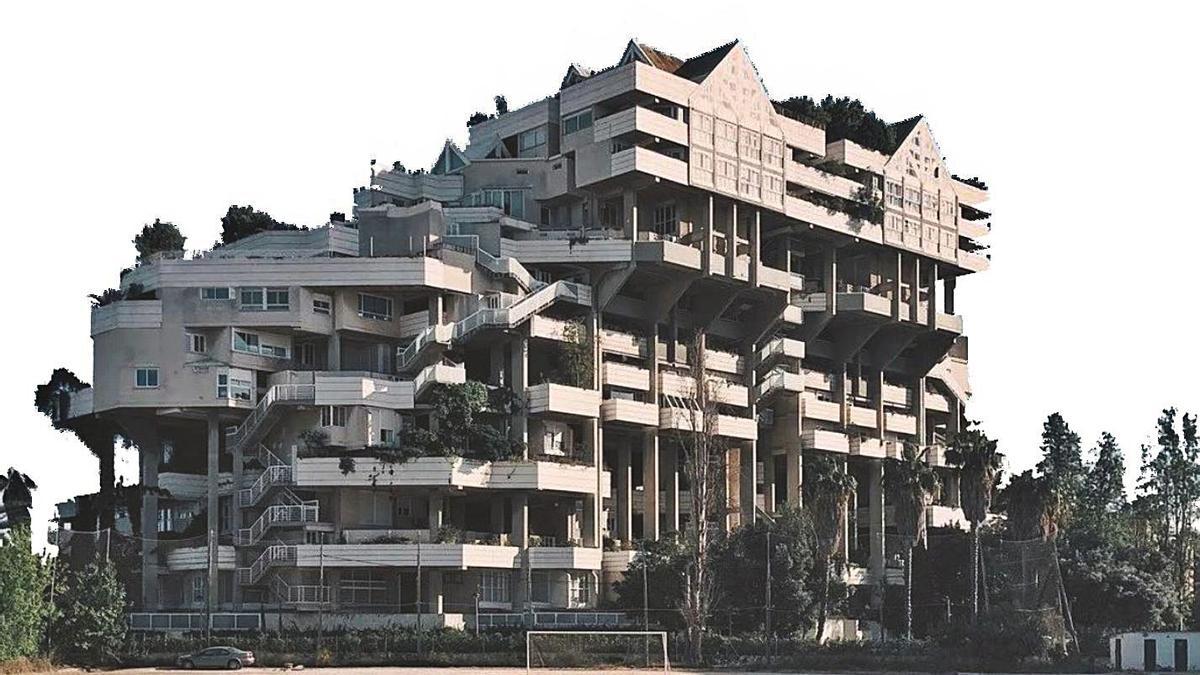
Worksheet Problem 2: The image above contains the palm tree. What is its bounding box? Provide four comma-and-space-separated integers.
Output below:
806, 453, 857, 642
0, 467, 38, 530
945, 423, 1003, 624
884, 444, 940, 639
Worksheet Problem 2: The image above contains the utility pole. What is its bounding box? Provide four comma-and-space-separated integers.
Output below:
416, 541, 423, 656
642, 541, 650, 667
474, 588, 481, 638
317, 542, 324, 654
765, 527, 772, 661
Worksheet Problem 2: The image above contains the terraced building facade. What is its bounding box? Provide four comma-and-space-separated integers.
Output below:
52, 39, 988, 635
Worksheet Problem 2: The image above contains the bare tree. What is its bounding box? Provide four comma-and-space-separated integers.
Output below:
669, 334, 728, 665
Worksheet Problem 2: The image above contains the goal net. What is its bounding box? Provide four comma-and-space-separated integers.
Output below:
526, 630, 670, 672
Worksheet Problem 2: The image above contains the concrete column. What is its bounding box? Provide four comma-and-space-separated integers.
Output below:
824, 246, 838, 314
510, 333, 528, 456
511, 494, 530, 612
785, 448, 802, 507
206, 414, 220, 613
868, 459, 885, 599
915, 376, 928, 446
927, 263, 939, 327
642, 431, 660, 541
663, 442, 680, 534
429, 493, 444, 540
490, 343, 505, 387
909, 256, 922, 323
139, 428, 160, 610
750, 209, 761, 287
725, 201, 737, 278
622, 189, 639, 240
429, 294, 444, 325
490, 497, 505, 535
616, 444, 632, 542
702, 195, 715, 275
427, 570, 444, 614
582, 494, 598, 547
762, 448, 777, 514
951, 397, 963, 435
945, 276, 957, 314
875, 370, 886, 439
231, 428, 244, 608
739, 441, 757, 527
326, 331, 341, 371
836, 363, 850, 428
891, 252, 904, 320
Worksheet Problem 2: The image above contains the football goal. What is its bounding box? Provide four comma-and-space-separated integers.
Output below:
526, 630, 670, 672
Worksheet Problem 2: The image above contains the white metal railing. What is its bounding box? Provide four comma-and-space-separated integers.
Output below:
474, 612, 627, 629
238, 464, 293, 507
241, 543, 297, 585
238, 502, 318, 546
445, 234, 544, 292
271, 575, 332, 606
225, 384, 315, 452
397, 323, 452, 371
129, 612, 262, 632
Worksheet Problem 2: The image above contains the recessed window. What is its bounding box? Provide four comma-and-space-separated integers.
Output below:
187, 333, 207, 353
518, 127, 547, 152
562, 109, 593, 136
320, 405, 348, 427
358, 293, 393, 321
200, 287, 231, 300
135, 367, 159, 389
216, 373, 252, 401
312, 295, 332, 315
480, 570, 510, 603
239, 287, 289, 311
379, 428, 395, 445
232, 330, 289, 359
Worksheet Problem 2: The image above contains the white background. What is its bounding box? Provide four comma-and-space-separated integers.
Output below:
2, 1, 1197, 550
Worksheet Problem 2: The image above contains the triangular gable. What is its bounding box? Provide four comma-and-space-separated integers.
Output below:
618, 39, 648, 67
560, 64, 594, 89
431, 140, 470, 175
687, 42, 782, 137
885, 117, 951, 182
464, 132, 510, 161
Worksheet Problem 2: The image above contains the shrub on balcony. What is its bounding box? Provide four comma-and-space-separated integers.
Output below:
774, 95, 899, 155
132, 218, 186, 263
218, 204, 303, 246
434, 525, 463, 544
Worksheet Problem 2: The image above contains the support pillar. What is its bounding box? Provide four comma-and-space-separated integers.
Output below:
868, 459, 885, 603
945, 276, 957, 314
824, 246, 838, 314
616, 444, 632, 543
915, 375, 928, 447
909, 256, 922, 323
785, 448, 802, 507
749, 209, 761, 287
427, 570, 444, 615
511, 494, 529, 611
429, 493, 444, 540
701, 195, 715, 275
739, 441, 757, 527
509, 333, 529, 456
725, 201, 737, 278
663, 443, 680, 534
642, 432, 660, 541
622, 189, 639, 240
891, 252, 904, 320
139, 427, 160, 610
927, 263, 939, 327
206, 414, 220, 613
326, 331, 341, 371
761, 448, 776, 514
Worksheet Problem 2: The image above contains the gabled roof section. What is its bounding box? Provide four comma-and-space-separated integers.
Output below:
430, 139, 470, 175
674, 40, 739, 82
885, 116, 952, 184
618, 39, 684, 72
889, 115, 923, 148
560, 64, 595, 89
464, 132, 510, 161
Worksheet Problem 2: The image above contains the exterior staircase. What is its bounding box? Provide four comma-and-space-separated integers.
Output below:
225, 383, 316, 456
238, 542, 295, 585
238, 490, 318, 546
238, 446, 293, 508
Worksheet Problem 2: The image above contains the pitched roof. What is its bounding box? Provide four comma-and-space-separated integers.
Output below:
636, 42, 684, 72
889, 115, 923, 145
673, 40, 739, 82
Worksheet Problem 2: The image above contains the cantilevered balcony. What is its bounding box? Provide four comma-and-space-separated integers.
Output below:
600, 398, 659, 427
527, 383, 601, 418
591, 107, 688, 147
801, 428, 851, 454
609, 147, 688, 186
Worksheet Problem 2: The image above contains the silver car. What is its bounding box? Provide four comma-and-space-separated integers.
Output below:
177, 646, 256, 670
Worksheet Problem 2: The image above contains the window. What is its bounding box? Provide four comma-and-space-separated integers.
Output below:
480, 571, 510, 604
543, 427, 566, 455
200, 287, 230, 300
187, 333, 206, 353
379, 428, 395, 445
518, 127, 547, 152
218, 496, 232, 533
233, 330, 259, 354
135, 367, 159, 388
312, 295, 332, 315
471, 189, 526, 219
886, 181, 903, 207
358, 293, 393, 321
260, 342, 289, 359
320, 405, 348, 427
763, 137, 784, 167
651, 203, 677, 236
562, 109, 593, 136
298, 343, 317, 367
191, 576, 206, 604
339, 569, 387, 606
395, 497, 413, 518
217, 373, 252, 401
569, 575, 591, 606
239, 287, 289, 311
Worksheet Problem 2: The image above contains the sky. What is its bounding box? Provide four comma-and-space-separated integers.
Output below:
1, 1, 1197, 551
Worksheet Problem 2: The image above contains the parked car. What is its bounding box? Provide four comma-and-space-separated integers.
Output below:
177, 646, 255, 670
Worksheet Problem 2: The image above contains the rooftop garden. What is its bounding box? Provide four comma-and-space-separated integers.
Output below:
774, 95, 900, 155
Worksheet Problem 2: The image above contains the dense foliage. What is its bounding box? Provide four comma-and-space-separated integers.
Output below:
132, 218, 185, 262
50, 561, 128, 665
219, 204, 301, 245
0, 527, 53, 663
774, 95, 899, 154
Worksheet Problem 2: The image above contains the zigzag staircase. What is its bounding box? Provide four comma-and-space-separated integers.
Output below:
238, 490, 318, 546
226, 383, 316, 456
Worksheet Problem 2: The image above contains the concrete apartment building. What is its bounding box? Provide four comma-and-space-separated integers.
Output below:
51, 39, 988, 635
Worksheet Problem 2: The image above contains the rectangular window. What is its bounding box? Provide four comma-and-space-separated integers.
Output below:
239, 287, 289, 311
321, 405, 348, 427
518, 127, 547, 152
312, 295, 332, 315
200, 287, 230, 300
358, 293, 393, 321
543, 428, 566, 455
216, 373, 252, 401
233, 330, 260, 354
298, 343, 317, 366
379, 428, 395, 445
651, 203, 677, 236
260, 342, 289, 359
191, 576, 206, 604
480, 571, 510, 604
472, 189, 526, 220
187, 333, 207, 353
339, 569, 387, 607
569, 575, 591, 606
135, 367, 159, 388
562, 109, 593, 136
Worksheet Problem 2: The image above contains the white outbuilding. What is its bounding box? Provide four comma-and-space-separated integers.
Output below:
1111, 632, 1200, 671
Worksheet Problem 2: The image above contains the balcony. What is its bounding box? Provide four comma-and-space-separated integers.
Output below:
659, 371, 748, 407
929, 504, 967, 529
293, 543, 521, 569
592, 107, 688, 146
90, 300, 162, 336
703, 349, 745, 375
294, 456, 601, 494
757, 369, 803, 400
659, 407, 757, 440
600, 399, 659, 427
958, 251, 989, 273
414, 363, 466, 400
836, 291, 892, 317
925, 389, 951, 413
527, 383, 601, 418
801, 429, 850, 454
530, 315, 571, 342
165, 545, 237, 572
800, 392, 841, 423
885, 412, 918, 436
935, 312, 964, 334
528, 546, 603, 570
598, 329, 647, 358
609, 147, 688, 186
601, 362, 650, 391
758, 337, 805, 367
758, 265, 791, 292
848, 405, 877, 429
849, 436, 886, 459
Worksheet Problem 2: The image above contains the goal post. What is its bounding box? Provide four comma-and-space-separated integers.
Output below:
526, 630, 670, 672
